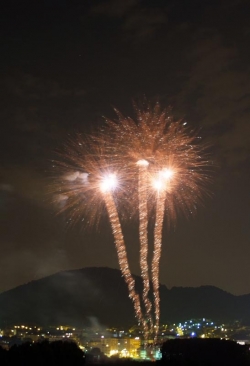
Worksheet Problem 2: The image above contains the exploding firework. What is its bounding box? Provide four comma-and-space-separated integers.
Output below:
100, 102, 211, 338
100, 103, 175, 334
51, 140, 146, 329
51, 102, 211, 341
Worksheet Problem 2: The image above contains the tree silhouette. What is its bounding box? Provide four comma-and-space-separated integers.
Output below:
7, 340, 85, 366
161, 338, 250, 366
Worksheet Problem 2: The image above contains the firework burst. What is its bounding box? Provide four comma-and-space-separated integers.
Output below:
100, 102, 211, 339
51, 101, 211, 342
50, 138, 146, 329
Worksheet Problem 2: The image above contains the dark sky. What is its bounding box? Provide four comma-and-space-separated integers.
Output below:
1, 0, 250, 295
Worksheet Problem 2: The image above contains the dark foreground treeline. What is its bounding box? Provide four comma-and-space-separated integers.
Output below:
161, 338, 250, 365
0, 340, 85, 366
0, 338, 250, 366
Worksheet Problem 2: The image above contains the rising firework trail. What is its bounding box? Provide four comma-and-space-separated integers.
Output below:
149, 144, 210, 340
100, 174, 146, 329
51, 142, 146, 331
51, 101, 212, 342
151, 168, 174, 339
101, 103, 173, 335
137, 159, 153, 333
101, 102, 211, 339
152, 190, 165, 339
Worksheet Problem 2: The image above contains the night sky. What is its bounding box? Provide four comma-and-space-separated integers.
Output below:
1, 0, 250, 295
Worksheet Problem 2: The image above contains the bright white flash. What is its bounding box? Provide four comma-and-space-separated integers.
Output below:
100, 173, 118, 193
152, 168, 174, 192
152, 179, 164, 192
160, 168, 174, 180
136, 159, 149, 167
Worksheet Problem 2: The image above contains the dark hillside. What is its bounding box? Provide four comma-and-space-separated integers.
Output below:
0, 267, 250, 327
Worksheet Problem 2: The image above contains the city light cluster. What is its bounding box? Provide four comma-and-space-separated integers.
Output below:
51, 102, 211, 341
1, 319, 248, 359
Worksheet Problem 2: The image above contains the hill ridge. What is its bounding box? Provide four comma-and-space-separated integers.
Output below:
0, 267, 249, 327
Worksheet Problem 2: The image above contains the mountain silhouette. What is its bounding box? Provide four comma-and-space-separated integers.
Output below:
0, 267, 250, 327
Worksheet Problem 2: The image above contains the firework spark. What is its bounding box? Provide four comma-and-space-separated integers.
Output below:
100, 104, 176, 336
51, 140, 146, 328
101, 176, 146, 329
151, 168, 174, 339
149, 152, 210, 339
136, 159, 153, 333
100, 102, 211, 339
51, 102, 211, 342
